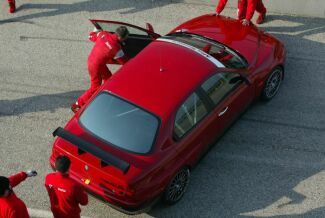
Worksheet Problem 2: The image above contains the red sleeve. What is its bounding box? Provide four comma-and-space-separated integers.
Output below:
44, 183, 58, 206
88, 31, 105, 42
7, 210, 16, 218
246, 0, 258, 21
75, 185, 88, 206
115, 55, 130, 65
216, 0, 228, 14
8, 172, 27, 188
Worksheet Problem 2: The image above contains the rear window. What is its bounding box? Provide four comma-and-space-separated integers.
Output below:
166, 34, 247, 69
79, 92, 159, 154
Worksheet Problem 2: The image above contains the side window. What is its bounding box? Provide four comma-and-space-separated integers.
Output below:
167, 35, 246, 69
207, 46, 246, 69
202, 72, 242, 105
174, 93, 208, 139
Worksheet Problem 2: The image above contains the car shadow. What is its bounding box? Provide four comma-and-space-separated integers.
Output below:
147, 14, 325, 218
0, 90, 83, 116
0, 0, 182, 25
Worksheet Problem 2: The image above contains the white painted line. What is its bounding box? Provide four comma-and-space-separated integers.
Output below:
28, 208, 53, 218
28, 208, 92, 218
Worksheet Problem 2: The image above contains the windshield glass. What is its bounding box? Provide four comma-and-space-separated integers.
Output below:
165, 33, 247, 69
79, 92, 159, 154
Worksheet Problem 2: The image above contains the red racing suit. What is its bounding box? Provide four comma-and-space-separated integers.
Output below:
216, 0, 266, 21
0, 172, 30, 218
77, 31, 129, 106
44, 173, 88, 218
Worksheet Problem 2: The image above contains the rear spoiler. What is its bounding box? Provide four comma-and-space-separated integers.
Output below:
52, 127, 130, 174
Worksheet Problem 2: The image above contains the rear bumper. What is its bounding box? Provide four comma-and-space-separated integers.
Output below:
85, 187, 160, 215
49, 157, 159, 214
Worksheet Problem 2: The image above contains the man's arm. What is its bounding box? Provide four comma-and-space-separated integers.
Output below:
8, 172, 27, 188
89, 30, 104, 42
44, 180, 59, 206
75, 185, 88, 206
114, 49, 130, 65
7, 209, 17, 218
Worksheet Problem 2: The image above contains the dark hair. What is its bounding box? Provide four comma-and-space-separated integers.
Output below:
115, 26, 129, 40
55, 156, 71, 173
0, 176, 9, 196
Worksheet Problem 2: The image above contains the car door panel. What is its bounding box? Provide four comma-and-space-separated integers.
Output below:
200, 72, 254, 148
172, 92, 212, 166
216, 83, 253, 130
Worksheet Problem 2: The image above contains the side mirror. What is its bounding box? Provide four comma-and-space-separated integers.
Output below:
146, 23, 154, 32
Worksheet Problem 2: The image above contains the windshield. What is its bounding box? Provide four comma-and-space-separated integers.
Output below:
165, 33, 247, 69
79, 92, 159, 154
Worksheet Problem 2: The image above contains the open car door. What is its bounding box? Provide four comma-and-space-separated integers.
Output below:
90, 20, 161, 60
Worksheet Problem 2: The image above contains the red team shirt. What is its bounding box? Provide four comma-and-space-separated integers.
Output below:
0, 172, 29, 218
77, 31, 129, 106
45, 173, 88, 218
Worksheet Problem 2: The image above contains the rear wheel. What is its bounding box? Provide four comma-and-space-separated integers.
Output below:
261, 67, 283, 100
163, 167, 190, 205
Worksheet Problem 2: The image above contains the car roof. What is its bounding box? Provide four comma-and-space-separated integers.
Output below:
103, 40, 217, 120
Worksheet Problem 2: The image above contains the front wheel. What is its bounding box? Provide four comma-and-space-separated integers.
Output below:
261, 67, 283, 101
163, 167, 190, 205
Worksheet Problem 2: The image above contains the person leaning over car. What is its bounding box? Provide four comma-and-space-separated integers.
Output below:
45, 156, 88, 218
214, 0, 267, 25
71, 26, 130, 113
0, 170, 38, 218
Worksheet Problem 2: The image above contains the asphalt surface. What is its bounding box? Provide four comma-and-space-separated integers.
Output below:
0, 1, 325, 218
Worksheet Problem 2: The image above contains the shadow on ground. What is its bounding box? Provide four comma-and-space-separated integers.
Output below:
0, 0, 181, 24
0, 90, 83, 116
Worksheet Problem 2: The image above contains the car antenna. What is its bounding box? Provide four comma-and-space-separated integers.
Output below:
160, 43, 164, 73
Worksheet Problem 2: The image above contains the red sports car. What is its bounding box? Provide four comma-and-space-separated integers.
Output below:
50, 14, 286, 213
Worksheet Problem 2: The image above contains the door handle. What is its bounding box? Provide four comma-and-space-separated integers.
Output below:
218, 107, 228, 117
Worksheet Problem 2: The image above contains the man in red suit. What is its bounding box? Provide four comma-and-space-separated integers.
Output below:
0, 170, 38, 218
45, 156, 88, 218
215, 0, 267, 25
71, 26, 129, 113
7, 0, 16, 13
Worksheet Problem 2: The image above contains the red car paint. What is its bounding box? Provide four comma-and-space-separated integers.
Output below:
50, 14, 286, 213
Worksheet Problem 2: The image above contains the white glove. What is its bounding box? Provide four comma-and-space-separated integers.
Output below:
26, 170, 37, 177
93, 27, 101, 32
241, 19, 250, 26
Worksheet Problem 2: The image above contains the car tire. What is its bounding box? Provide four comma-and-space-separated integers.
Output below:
261, 66, 283, 101
163, 167, 190, 205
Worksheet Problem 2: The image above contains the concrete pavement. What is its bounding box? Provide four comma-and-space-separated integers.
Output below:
0, 1, 325, 217
178, 0, 325, 18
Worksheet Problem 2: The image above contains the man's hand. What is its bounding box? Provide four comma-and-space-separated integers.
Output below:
241, 19, 250, 26
26, 170, 37, 177
93, 27, 102, 33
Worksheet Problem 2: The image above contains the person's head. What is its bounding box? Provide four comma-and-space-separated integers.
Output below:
55, 155, 71, 174
115, 26, 129, 42
0, 176, 10, 197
